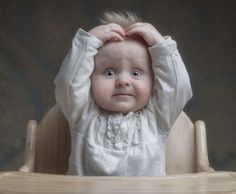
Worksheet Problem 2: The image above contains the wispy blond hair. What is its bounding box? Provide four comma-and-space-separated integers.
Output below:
99, 11, 141, 28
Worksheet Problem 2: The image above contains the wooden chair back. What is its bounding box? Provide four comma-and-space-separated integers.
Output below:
20, 104, 214, 174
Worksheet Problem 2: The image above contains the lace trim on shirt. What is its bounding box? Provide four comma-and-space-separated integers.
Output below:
95, 111, 141, 151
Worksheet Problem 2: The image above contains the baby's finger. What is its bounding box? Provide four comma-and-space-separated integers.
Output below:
104, 31, 124, 42
112, 28, 126, 37
108, 23, 125, 36
126, 22, 143, 32
126, 26, 145, 37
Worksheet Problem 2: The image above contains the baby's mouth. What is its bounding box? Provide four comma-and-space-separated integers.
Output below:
113, 93, 133, 97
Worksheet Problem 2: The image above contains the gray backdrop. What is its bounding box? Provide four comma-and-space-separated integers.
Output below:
0, 0, 235, 171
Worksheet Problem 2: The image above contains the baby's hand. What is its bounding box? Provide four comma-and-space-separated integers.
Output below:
89, 23, 125, 43
126, 23, 165, 46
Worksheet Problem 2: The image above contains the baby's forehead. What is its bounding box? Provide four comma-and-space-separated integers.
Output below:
96, 38, 150, 63
101, 37, 147, 51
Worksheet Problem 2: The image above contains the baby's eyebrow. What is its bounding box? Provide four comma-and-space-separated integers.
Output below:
95, 62, 116, 70
97, 62, 114, 67
131, 59, 149, 68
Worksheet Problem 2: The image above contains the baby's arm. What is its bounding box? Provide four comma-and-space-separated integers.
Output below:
55, 24, 124, 125
126, 23, 192, 133
54, 29, 102, 124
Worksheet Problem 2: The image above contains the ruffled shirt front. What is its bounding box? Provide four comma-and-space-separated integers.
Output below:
54, 29, 192, 176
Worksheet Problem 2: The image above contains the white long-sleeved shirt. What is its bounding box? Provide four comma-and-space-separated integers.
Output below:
54, 28, 192, 176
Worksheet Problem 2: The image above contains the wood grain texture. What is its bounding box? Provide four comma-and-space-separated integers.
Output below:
0, 171, 236, 194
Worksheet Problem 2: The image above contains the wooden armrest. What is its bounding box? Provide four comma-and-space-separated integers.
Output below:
19, 120, 37, 172
195, 120, 215, 173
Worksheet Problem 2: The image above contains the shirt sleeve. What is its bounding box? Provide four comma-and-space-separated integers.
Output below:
148, 36, 193, 136
54, 28, 103, 126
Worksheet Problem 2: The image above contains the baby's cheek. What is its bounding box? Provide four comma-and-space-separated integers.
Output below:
91, 88, 105, 108
91, 78, 110, 103
139, 83, 152, 103
142, 90, 152, 103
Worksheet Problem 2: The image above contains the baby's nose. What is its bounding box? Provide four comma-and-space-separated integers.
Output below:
115, 73, 130, 87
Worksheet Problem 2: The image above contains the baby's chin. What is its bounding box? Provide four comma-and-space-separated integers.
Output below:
100, 106, 145, 114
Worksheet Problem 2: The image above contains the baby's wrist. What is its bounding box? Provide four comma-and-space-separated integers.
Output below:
156, 36, 165, 43
88, 30, 99, 39
75, 29, 103, 48
152, 35, 165, 46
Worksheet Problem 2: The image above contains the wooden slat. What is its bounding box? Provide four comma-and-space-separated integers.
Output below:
0, 171, 236, 194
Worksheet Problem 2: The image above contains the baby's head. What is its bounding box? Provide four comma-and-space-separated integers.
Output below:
91, 12, 154, 114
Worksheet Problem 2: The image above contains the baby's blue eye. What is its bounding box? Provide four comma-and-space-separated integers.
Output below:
130, 70, 142, 78
104, 68, 115, 77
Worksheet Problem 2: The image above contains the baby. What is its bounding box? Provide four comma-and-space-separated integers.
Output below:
55, 12, 192, 176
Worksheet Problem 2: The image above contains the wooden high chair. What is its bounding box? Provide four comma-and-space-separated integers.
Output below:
19, 104, 214, 175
